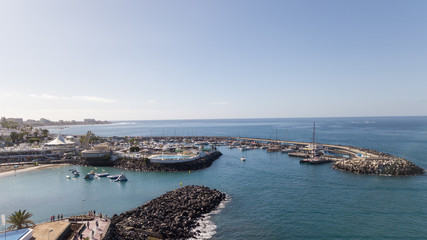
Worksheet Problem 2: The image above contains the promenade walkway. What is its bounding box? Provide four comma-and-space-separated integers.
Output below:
75, 216, 110, 240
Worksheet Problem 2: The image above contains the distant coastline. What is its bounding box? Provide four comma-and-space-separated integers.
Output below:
1, 116, 110, 127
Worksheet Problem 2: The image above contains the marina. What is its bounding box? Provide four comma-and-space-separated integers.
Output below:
1, 117, 427, 239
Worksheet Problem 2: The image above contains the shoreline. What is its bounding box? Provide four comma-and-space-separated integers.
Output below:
0, 163, 70, 178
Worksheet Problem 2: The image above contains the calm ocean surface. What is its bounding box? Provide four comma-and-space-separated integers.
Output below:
2, 117, 427, 239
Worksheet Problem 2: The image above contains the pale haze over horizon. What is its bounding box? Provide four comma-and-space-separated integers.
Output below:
1, 0, 426, 121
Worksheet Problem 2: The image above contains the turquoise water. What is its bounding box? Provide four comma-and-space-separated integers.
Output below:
2, 117, 427, 239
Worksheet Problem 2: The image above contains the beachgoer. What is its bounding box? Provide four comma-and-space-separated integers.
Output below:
100, 213, 102, 218
61, 213, 63, 219
94, 210, 96, 216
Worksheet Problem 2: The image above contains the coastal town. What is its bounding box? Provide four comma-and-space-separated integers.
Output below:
0, 118, 425, 240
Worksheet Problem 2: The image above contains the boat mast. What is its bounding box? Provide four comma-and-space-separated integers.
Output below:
312, 122, 315, 159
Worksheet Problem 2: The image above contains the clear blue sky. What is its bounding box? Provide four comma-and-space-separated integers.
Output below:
1, 0, 426, 121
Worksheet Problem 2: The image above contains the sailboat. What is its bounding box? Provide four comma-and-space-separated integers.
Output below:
300, 122, 332, 164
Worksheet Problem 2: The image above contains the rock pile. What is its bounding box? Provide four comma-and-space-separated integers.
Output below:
104, 185, 226, 240
114, 151, 222, 172
333, 158, 425, 176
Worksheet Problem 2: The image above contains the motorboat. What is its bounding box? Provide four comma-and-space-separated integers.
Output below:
107, 175, 120, 180
300, 157, 332, 164
241, 157, 246, 161
96, 173, 110, 177
114, 173, 128, 182
66, 175, 71, 179
84, 173, 94, 180
71, 170, 80, 176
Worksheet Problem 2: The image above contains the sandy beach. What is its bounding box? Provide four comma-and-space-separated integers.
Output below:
0, 163, 70, 178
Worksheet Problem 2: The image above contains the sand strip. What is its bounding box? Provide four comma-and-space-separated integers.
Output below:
0, 163, 70, 178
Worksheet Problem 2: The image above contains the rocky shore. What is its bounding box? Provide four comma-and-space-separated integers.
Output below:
104, 185, 226, 240
333, 157, 425, 176
113, 151, 222, 172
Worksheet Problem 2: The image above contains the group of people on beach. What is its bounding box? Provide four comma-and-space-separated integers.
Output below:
50, 213, 64, 221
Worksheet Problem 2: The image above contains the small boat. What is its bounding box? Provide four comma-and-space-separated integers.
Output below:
281, 148, 295, 153
107, 175, 120, 180
114, 173, 128, 182
96, 173, 110, 177
71, 170, 80, 176
66, 175, 71, 179
241, 157, 246, 161
300, 157, 332, 164
84, 173, 94, 180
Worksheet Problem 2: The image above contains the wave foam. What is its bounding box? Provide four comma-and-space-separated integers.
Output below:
189, 194, 231, 240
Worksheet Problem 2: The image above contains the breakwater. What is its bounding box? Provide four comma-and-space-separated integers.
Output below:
333, 157, 425, 176
104, 185, 226, 240
73, 135, 424, 176
113, 151, 222, 172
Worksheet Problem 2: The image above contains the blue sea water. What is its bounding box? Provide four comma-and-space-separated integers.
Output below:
2, 117, 427, 239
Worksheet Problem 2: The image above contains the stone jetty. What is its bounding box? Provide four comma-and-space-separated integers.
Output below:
113, 151, 222, 172
104, 185, 226, 240
333, 157, 425, 176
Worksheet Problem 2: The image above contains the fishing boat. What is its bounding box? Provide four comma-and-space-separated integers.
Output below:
114, 173, 128, 182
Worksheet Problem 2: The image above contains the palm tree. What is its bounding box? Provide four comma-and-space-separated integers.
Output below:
6, 210, 35, 230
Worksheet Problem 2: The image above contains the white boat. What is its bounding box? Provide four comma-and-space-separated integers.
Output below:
71, 170, 80, 176
238, 147, 250, 151
114, 173, 128, 182
241, 157, 246, 161
96, 173, 110, 177
107, 175, 120, 180
66, 175, 71, 179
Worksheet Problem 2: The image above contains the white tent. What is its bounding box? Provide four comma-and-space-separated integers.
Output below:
45, 135, 75, 146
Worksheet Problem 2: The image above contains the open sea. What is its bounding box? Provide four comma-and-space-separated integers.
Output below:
2, 116, 427, 239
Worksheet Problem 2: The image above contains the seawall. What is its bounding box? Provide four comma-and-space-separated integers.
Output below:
332, 157, 425, 176
113, 151, 222, 172
104, 185, 226, 240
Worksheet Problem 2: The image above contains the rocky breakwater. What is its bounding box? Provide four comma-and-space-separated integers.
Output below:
333, 157, 425, 176
104, 185, 226, 240
114, 151, 222, 172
